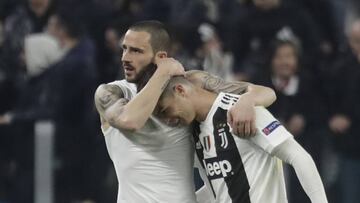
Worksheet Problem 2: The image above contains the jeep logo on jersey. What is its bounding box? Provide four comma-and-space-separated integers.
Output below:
262, 120, 281, 135
203, 158, 233, 180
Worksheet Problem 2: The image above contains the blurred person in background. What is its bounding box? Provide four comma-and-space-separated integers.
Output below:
231, 0, 321, 81
253, 32, 327, 203
100, 25, 124, 83
44, 10, 101, 203
109, 0, 147, 33
0, 32, 64, 124
322, 16, 360, 203
0, 0, 21, 21
0, 32, 62, 203
0, 2, 57, 167
196, 23, 234, 81
1, 8, 100, 202
293, 0, 338, 57
2, 0, 55, 70
0, 0, 56, 118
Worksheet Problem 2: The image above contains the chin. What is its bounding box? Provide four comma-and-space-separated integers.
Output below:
125, 75, 139, 83
125, 78, 135, 83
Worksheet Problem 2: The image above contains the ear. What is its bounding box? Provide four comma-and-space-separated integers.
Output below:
154, 51, 168, 64
173, 84, 186, 97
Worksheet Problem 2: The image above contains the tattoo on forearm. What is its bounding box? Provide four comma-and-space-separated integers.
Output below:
203, 74, 224, 91
202, 73, 249, 94
186, 70, 249, 94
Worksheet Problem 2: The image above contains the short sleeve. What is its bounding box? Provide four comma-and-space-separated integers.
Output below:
108, 80, 136, 100
250, 106, 293, 154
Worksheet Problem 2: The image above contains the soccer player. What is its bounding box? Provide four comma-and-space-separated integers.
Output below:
94, 21, 276, 202
155, 76, 328, 203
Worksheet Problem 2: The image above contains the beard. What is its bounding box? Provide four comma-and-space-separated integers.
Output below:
135, 63, 158, 92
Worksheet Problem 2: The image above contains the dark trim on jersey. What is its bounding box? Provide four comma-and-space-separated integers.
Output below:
193, 123, 217, 198
224, 94, 238, 99
223, 97, 231, 101
212, 107, 251, 203
222, 94, 238, 106
221, 100, 230, 105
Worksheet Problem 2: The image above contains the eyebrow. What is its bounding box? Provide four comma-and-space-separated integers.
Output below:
121, 44, 145, 52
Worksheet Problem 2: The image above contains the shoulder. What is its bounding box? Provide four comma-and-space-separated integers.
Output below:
94, 83, 125, 113
109, 80, 136, 94
95, 83, 124, 97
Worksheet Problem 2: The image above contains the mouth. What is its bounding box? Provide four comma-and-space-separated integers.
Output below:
123, 64, 135, 75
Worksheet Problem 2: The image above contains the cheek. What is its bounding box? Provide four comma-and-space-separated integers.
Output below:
138, 53, 153, 65
181, 105, 194, 121
136, 56, 154, 72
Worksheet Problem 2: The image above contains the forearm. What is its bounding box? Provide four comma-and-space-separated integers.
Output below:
185, 70, 276, 107
96, 58, 184, 131
273, 139, 328, 203
241, 84, 276, 107
107, 70, 170, 130
103, 70, 170, 130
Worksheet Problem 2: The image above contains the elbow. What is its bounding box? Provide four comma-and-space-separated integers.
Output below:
113, 117, 143, 131
121, 117, 143, 131
269, 88, 277, 105
261, 85, 277, 107
248, 84, 277, 107
106, 113, 144, 131
292, 150, 316, 169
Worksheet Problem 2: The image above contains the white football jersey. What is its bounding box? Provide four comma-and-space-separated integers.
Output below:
102, 80, 196, 203
194, 92, 292, 203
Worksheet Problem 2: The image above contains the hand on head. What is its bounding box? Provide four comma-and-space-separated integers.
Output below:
155, 56, 185, 77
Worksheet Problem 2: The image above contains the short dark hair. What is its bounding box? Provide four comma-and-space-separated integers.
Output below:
160, 76, 193, 99
129, 20, 171, 54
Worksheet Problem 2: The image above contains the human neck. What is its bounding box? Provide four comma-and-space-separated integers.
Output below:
192, 88, 218, 122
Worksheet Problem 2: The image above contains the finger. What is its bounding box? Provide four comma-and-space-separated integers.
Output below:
237, 121, 245, 137
250, 120, 257, 136
232, 119, 239, 136
227, 110, 234, 128
233, 125, 240, 136
244, 120, 251, 137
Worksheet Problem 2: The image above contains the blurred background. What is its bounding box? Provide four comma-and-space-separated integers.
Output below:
0, 0, 360, 202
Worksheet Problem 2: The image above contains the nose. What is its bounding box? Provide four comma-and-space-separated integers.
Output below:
121, 49, 131, 62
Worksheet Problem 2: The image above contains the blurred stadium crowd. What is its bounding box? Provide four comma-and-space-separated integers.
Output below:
0, 0, 360, 202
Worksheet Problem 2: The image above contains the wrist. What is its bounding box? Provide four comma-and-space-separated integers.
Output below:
238, 93, 256, 106
155, 64, 170, 76
151, 69, 171, 90
153, 67, 171, 81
